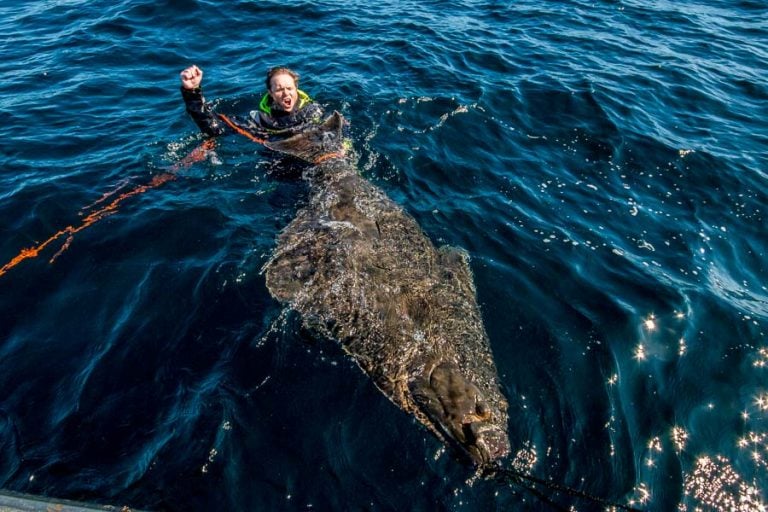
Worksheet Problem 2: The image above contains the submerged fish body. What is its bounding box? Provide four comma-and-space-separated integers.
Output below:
263, 113, 510, 465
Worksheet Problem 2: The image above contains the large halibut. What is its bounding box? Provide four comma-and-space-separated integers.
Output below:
263, 113, 509, 465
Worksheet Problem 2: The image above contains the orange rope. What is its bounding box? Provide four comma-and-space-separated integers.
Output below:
217, 114, 267, 144
313, 151, 345, 164
80, 177, 132, 211
218, 113, 344, 165
169, 138, 217, 171
0, 139, 216, 278
1, 111, 330, 278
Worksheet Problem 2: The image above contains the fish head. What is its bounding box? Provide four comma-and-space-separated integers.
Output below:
265, 111, 345, 163
410, 362, 509, 466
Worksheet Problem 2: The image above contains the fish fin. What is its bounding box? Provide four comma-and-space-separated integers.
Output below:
262, 215, 324, 303
264, 111, 345, 162
262, 242, 315, 303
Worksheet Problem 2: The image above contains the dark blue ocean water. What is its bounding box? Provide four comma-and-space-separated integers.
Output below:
1, 1, 766, 510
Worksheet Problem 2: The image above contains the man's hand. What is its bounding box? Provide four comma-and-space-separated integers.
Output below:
180, 65, 203, 90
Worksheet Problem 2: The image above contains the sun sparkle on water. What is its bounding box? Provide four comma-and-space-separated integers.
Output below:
755, 393, 768, 412
671, 426, 688, 452
634, 343, 646, 361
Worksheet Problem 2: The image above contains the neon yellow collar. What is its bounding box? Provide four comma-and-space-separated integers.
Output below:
259, 90, 312, 115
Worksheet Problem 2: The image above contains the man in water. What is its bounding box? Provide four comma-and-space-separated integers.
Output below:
179, 64, 323, 138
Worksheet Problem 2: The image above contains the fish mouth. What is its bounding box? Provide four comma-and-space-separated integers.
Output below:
465, 422, 509, 465
410, 362, 509, 466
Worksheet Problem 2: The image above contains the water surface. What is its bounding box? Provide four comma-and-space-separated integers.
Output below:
1, 1, 766, 510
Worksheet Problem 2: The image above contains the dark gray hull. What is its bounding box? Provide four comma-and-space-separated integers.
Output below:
0, 490, 142, 511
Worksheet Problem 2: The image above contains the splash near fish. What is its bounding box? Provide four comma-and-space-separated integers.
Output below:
263, 112, 510, 465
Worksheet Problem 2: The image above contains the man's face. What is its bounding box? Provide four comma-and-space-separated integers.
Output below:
269, 73, 299, 113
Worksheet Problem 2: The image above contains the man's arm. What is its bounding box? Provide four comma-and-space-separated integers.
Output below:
179, 65, 226, 137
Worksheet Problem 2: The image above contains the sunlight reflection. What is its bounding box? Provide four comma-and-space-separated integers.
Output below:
648, 436, 662, 452
755, 393, 768, 412
511, 442, 537, 474
671, 426, 689, 452
629, 482, 651, 506
755, 347, 768, 368
682, 455, 765, 511
645, 436, 663, 469
737, 431, 768, 471
644, 314, 657, 331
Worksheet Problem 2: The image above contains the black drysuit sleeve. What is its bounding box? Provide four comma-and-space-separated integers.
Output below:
180, 86, 227, 137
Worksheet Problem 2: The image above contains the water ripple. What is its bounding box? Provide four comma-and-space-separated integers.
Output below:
0, 0, 766, 510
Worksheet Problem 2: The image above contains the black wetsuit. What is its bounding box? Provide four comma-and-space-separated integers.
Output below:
181, 87, 324, 138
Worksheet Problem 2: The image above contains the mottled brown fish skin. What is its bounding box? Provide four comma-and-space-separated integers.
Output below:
263, 113, 509, 465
